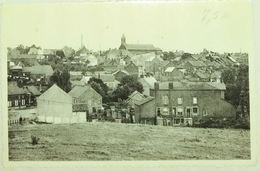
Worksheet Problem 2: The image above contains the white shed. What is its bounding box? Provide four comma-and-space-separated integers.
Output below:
37, 84, 73, 124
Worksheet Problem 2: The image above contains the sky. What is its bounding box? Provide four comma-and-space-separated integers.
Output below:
0, 0, 254, 53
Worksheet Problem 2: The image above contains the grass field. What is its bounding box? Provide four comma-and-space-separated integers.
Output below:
8, 122, 250, 160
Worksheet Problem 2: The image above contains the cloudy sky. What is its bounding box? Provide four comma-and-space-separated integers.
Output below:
0, 0, 254, 53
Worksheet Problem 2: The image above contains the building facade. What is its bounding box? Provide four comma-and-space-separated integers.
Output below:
150, 82, 236, 126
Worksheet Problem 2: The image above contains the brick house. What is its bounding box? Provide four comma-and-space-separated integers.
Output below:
161, 67, 184, 82
8, 81, 29, 109
150, 81, 236, 126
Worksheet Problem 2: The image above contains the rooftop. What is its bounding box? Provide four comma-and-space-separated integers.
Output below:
151, 81, 226, 90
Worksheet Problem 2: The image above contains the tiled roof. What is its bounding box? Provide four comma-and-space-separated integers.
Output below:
23, 65, 54, 76
151, 81, 226, 90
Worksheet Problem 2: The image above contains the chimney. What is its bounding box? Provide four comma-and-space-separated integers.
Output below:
154, 82, 159, 90
169, 82, 173, 89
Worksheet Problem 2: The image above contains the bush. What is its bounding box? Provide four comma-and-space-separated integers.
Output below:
234, 117, 250, 129
31, 135, 40, 145
192, 117, 250, 129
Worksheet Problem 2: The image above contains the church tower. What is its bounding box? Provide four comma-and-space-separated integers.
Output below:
121, 34, 126, 45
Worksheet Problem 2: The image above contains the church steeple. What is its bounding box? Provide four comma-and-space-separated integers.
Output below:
121, 34, 126, 45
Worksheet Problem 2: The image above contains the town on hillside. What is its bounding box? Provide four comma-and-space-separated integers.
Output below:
7, 34, 249, 128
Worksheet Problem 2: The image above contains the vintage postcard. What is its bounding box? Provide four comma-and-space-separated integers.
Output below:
0, 0, 259, 170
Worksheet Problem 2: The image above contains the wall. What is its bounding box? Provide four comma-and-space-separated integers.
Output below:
37, 99, 73, 123
135, 99, 156, 124
150, 89, 236, 120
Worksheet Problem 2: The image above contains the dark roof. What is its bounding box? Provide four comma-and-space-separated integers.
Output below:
8, 82, 28, 95
151, 81, 226, 90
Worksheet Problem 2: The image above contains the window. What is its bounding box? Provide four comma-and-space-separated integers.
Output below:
21, 99, 25, 105
162, 95, 169, 105
177, 97, 183, 105
157, 108, 161, 116
172, 107, 176, 117
14, 100, 18, 106
193, 97, 198, 105
186, 108, 191, 117
177, 107, 184, 116
74, 98, 77, 103
162, 107, 169, 115
193, 107, 198, 115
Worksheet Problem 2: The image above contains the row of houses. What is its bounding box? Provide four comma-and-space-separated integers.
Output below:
128, 81, 236, 126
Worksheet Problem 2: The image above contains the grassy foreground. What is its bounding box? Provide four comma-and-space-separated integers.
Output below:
8, 123, 250, 160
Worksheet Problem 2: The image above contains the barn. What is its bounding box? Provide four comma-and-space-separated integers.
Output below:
37, 84, 73, 124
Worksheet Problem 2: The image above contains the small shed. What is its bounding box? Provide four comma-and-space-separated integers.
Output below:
37, 84, 73, 124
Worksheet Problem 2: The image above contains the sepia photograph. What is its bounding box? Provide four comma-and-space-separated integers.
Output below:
0, 0, 258, 168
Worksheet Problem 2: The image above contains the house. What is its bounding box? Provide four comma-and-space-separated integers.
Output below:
42, 49, 58, 59
68, 85, 102, 114
150, 81, 236, 126
70, 71, 83, 80
161, 67, 184, 82
127, 90, 146, 107
138, 76, 157, 96
193, 70, 210, 82
80, 76, 92, 85
37, 84, 74, 123
210, 71, 222, 83
183, 60, 207, 73
134, 96, 156, 125
8, 82, 29, 109
9, 54, 39, 67
119, 34, 162, 55
113, 70, 129, 82
24, 86, 41, 106
105, 48, 133, 60
124, 61, 139, 77
98, 74, 120, 90
71, 80, 85, 88
144, 55, 164, 74
82, 54, 98, 66
23, 65, 54, 82
28, 47, 40, 55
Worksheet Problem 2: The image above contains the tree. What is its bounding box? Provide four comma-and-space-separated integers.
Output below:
49, 68, 71, 93
222, 65, 249, 117
112, 75, 143, 101
88, 77, 109, 102
56, 50, 65, 58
